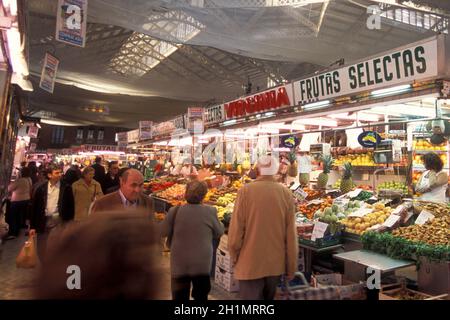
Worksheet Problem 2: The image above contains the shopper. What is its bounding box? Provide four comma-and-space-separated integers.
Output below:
91, 156, 106, 189
415, 152, 448, 203
6, 167, 32, 239
161, 180, 224, 301
63, 164, 81, 186
179, 162, 198, 178
72, 167, 104, 222
228, 155, 298, 300
90, 168, 153, 215
30, 165, 75, 262
27, 161, 39, 185
102, 161, 120, 194
36, 211, 161, 299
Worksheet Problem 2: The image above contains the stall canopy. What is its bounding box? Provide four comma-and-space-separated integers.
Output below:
23, 0, 450, 128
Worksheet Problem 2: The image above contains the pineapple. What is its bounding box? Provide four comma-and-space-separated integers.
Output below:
299, 173, 310, 186
340, 162, 354, 194
317, 155, 334, 189
287, 149, 298, 177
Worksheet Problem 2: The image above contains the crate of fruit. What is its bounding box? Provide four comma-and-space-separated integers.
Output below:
379, 282, 448, 300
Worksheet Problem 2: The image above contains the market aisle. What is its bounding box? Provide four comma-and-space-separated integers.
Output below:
0, 232, 238, 300
0, 231, 37, 299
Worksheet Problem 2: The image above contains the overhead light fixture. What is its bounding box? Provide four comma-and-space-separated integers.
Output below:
293, 118, 338, 127
371, 85, 411, 97
302, 100, 330, 110
36, 123, 41, 129
329, 112, 380, 122
223, 119, 237, 126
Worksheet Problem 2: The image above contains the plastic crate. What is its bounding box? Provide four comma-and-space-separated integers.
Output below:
299, 233, 342, 248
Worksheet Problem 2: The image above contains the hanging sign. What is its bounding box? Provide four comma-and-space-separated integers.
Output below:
204, 104, 225, 125
56, 0, 88, 47
293, 38, 438, 104
187, 107, 204, 133
139, 121, 153, 140
224, 84, 294, 120
127, 129, 140, 143
358, 131, 382, 148
39, 53, 59, 93
29, 143, 36, 152
152, 115, 186, 137
116, 132, 128, 147
281, 135, 300, 148
27, 126, 39, 138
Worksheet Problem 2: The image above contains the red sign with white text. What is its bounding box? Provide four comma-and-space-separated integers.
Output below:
224, 85, 293, 120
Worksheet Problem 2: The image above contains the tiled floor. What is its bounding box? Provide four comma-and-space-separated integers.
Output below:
0, 230, 239, 300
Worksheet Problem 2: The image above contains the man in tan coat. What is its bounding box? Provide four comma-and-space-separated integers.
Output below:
90, 169, 154, 216
228, 155, 298, 300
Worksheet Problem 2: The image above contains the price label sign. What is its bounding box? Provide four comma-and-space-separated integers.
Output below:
348, 208, 373, 218
347, 188, 363, 198
290, 182, 300, 191
383, 214, 400, 228
415, 210, 435, 225
392, 205, 405, 215
294, 188, 308, 201
307, 199, 323, 206
311, 221, 329, 241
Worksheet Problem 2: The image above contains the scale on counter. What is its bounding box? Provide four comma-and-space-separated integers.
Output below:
310, 143, 331, 158
373, 140, 402, 164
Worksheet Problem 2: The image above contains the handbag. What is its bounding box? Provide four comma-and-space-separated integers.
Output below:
165, 206, 180, 248
16, 229, 38, 268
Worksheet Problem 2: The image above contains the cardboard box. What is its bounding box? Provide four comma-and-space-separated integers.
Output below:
215, 266, 239, 292
218, 234, 228, 253
216, 248, 234, 273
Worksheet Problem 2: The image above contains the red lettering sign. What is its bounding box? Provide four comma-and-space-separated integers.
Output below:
223, 86, 291, 120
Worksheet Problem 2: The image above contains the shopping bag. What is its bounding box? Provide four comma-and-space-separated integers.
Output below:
16, 229, 37, 268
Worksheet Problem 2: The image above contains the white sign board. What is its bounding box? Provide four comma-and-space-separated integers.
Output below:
383, 214, 400, 228
311, 221, 329, 241
348, 208, 373, 218
293, 39, 438, 105
415, 210, 435, 225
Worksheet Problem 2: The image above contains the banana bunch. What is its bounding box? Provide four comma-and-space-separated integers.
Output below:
216, 193, 237, 207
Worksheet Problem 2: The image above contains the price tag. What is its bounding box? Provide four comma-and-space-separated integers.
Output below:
415, 210, 435, 225
326, 189, 339, 194
290, 182, 300, 191
383, 214, 400, 228
311, 221, 329, 241
307, 199, 323, 206
348, 208, 373, 218
347, 188, 363, 198
392, 205, 405, 215
294, 188, 308, 201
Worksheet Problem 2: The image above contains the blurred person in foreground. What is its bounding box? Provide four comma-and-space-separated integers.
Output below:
90, 168, 153, 216
228, 155, 298, 300
30, 165, 75, 261
72, 167, 103, 222
161, 180, 224, 301
36, 211, 162, 299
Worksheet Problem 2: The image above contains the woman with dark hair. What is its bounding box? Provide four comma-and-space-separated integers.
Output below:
6, 167, 32, 239
416, 152, 448, 203
161, 180, 224, 301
